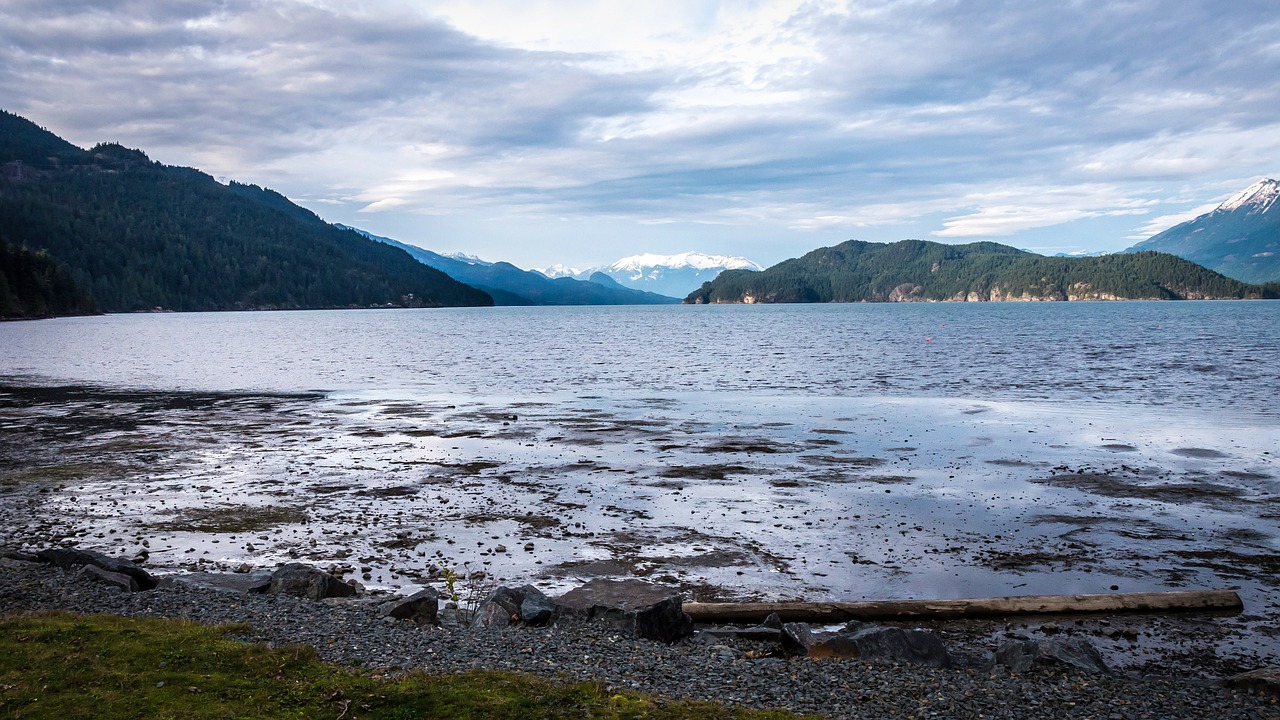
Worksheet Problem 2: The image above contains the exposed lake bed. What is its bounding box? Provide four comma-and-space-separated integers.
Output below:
2, 302, 1279, 682
2, 375, 1276, 679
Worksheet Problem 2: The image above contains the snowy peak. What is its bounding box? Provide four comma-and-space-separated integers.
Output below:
607, 252, 764, 274
537, 264, 582, 279
1218, 178, 1279, 215
537, 251, 763, 297
442, 252, 492, 266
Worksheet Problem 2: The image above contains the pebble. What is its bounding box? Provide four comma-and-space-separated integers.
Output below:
1, 561, 1276, 720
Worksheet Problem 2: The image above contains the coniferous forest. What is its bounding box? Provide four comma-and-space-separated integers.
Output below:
0, 110, 492, 316
686, 239, 1280, 304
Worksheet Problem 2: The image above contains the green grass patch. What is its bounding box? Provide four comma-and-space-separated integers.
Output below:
0, 611, 812, 720
145, 504, 309, 533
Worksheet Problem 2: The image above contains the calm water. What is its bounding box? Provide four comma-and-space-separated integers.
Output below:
3, 301, 1278, 416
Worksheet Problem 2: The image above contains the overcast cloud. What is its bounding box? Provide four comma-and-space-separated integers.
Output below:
3, 0, 1278, 267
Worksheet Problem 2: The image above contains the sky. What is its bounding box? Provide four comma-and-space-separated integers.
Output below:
3, 0, 1279, 269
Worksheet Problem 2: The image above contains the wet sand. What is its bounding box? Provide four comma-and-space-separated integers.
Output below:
1, 382, 1277, 678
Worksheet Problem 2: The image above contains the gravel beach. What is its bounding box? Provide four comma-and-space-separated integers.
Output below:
2, 559, 1276, 720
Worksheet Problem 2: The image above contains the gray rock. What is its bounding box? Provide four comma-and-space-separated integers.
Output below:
381, 587, 441, 626
1226, 668, 1280, 696
554, 578, 693, 643
266, 563, 360, 600
518, 585, 556, 626
994, 637, 1110, 675
76, 563, 138, 592
36, 547, 157, 590
695, 627, 784, 643
157, 571, 273, 594
761, 612, 784, 630
781, 622, 814, 656
1, 549, 39, 563
471, 601, 515, 629
481, 585, 524, 618
811, 625, 950, 668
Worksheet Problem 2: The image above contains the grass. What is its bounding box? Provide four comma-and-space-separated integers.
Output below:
0, 612, 811, 720
145, 504, 310, 533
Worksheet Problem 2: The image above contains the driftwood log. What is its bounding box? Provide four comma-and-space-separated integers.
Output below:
683, 590, 1243, 624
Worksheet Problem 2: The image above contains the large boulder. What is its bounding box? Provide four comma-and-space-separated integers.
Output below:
381, 587, 441, 626
158, 571, 274, 594
810, 624, 950, 668
781, 622, 815, 656
36, 547, 157, 590
1227, 668, 1280, 696
76, 564, 138, 592
266, 563, 360, 600
554, 579, 693, 643
519, 585, 557, 626
994, 638, 1110, 675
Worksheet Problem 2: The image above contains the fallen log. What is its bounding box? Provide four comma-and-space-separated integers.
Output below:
683, 589, 1243, 624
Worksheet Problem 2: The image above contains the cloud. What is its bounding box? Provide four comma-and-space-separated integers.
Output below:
2, 0, 1279, 264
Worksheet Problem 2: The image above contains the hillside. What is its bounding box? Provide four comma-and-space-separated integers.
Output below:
685, 239, 1278, 304
1125, 179, 1280, 283
0, 110, 492, 312
339, 226, 679, 306
0, 239, 97, 318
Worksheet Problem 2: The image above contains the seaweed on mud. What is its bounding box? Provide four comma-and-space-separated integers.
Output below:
146, 504, 309, 533
354, 485, 418, 498
658, 464, 753, 481
1171, 549, 1280, 579
698, 438, 797, 454
1032, 473, 1246, 503
800, 455, 887, 468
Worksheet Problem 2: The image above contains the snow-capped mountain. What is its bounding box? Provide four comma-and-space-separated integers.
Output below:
539, 252, 764, 297
1125, 178, 1280, 283
538, 263, 583, 279
442, 252, 493, 266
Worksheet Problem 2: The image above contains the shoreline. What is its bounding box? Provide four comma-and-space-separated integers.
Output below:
2, 558, 1277, 719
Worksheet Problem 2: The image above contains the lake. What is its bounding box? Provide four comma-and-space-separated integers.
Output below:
2, 301, 1278, 667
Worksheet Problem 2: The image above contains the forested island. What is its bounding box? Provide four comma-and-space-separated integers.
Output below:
0, 111, 492, 315
686, 239, 1280, 304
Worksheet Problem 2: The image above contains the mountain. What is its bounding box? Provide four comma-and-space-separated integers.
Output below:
685, 238, 1278, 304
336, 226, 679, 306
538, 252, 763, 297
0, 110, 492, 312
1125, 179, 1280, 283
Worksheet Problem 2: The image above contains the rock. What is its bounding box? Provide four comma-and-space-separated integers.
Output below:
554, 579, 693, 643
761, 612, 784, 630
1226, 668, 1280, 696
266, 563, 360, 600
811, 625, 950, 668
36, 547, 157, 590
995, 637, 1110, 675
781, 622, 814, 656
381, 587, 441, 626
1, 549, 39, 563
518, 585, 556, 626
158, 571, 273, 594
481, 586, 525, 618
695, 626, 784, 643
471, 601, 515, 629
76, 564, 138, 592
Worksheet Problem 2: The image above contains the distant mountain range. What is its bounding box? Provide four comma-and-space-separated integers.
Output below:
686, 239, 1277, 304
1124, 179, 1280, 283
538, 252, 763, 297
337, 226, 678, 306
0, 110, 492, 314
